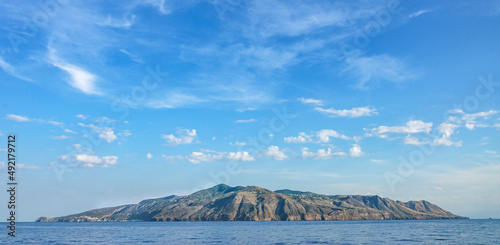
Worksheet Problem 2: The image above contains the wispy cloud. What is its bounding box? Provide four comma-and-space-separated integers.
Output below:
119, 49, 143, 63
366, 120, 433, 138
6, 114, 30, 122
64, 129, 78, 134
100, 14, 136, 28
236, 107, 256, 113
6, 114, 64, 126
48, 47, 101, 95
370, 159, 386, 164
409, 9, 434, 18
235, 119, 256, 123
53, 135, 70, 140
315, 106, 377, 118
18, 164, 40, 170
298, 97, 324, 106
144, 92, 206, 109
0, 56, 33, 82
75, 114, 89, 120
342, 55, 415, 89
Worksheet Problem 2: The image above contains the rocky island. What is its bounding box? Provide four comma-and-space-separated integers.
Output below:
36, 184, 467, 222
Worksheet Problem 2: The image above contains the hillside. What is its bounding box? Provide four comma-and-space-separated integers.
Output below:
36, 184, 467, 222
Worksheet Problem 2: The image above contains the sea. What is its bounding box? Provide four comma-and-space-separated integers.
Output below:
1, 219, 499, 244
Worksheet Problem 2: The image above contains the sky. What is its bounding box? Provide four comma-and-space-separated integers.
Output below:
0, 0, 499, 221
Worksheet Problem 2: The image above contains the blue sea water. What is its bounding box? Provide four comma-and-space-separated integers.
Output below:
1, 219, 499, 244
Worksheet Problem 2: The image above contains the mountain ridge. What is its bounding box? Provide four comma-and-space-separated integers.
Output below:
36, 184, 467, 222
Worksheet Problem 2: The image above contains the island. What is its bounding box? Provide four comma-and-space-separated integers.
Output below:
36, 184, 467, 222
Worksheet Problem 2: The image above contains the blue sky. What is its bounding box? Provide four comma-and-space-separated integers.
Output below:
1, 0, 500, 221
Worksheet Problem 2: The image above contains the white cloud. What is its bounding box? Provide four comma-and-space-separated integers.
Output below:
226, 152, 255, 162
301, 147, 346, 159
404, 133, 462, 147
75, 154, 101, 164
101, 15, 136, 29
316, 129, 350, 142
6, 114, 64, 127
147, 153, 153, 159
285, 129, 350, 144
462, 110, 498, 121
48, 120, 64, 126
95, 116, 116, 123
161, 129, 197, 146
409, 9, 433, 18
102, 156, 118, 165
56, 154, 118, 168
259, 145, 288, 160
121, 130, 132, 137
237, 46, 297, 70
246, 0, 363, 38
78, 123, 117, 143
187, 151, 224, 164
135, 0, 174, 15
64, 129, 77, 134
403, 135, 427, 146
236, 107, 256, 113
349, 144, 364, 157
6, 114, 30, 122
448, 109, 498, 128
342, 55, 415, 88
119, 49, 143, 63
144, 92, 206, 109
71, 144, 93, 154
186, 150, 257, 163
370, 159, 386, 163
76, 114, 89, 120
230, 141, 247, 146
235, 119, 256, 123
49, 47, 101, 95
298, 97, 323, 106
367, 120, 433, 137
438, 123, 459, 138
315, 106, 377, 118
100, 131, 118, 143
284, 132, 313, 143
0, 56, 33, 82
433, 136, 462, 147
405, 135, 461, 147
53, 135, 70, 140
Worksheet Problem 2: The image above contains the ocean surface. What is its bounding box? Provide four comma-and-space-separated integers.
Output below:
1, 219, 499, 244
